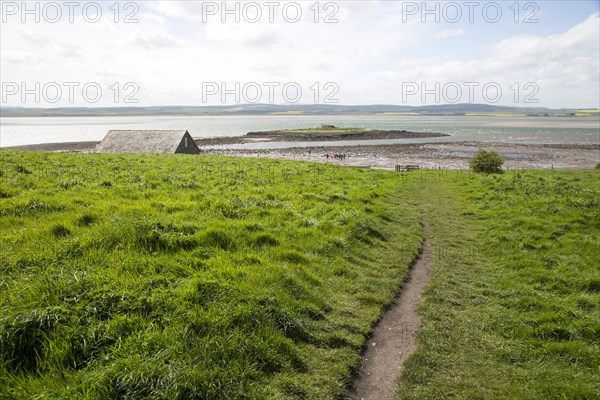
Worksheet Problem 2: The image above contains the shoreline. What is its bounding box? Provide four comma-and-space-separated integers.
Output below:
3, 139, 598, 170
3, 141, 101, 152
206, 141, 599, 170
243, 129, 449, 142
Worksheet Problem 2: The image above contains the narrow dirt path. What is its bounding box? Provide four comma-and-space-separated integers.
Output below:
347, 232, 432, 400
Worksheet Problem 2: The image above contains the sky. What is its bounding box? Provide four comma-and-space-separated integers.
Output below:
1, 0, 599, 108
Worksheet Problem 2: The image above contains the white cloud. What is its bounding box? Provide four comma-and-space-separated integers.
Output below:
130, 30, 178, 49
494, 13, 599, 67
0, 3, 598, 108
55, 45, 82, 58
435, 28, 465, 41
16, 26, 50, 45
2, 50, 44, 64
151, 1, 207, 21
363, 14, 600, 107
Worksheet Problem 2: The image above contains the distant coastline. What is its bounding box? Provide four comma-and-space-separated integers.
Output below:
2, 104, 598, 118
2, 114, 598, 149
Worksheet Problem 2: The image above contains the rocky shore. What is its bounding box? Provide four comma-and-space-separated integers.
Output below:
244, 129, 449, 142
200, 141, 600, 170
4, 139, 598, 170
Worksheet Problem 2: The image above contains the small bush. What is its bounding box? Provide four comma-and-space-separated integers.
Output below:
470, 150, 504, 174
595, 163, 600, 170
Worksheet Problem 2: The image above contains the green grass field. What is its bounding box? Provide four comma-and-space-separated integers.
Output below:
0, 151, 421, 399
397, 169, 599, 399
1, 152, 598, 399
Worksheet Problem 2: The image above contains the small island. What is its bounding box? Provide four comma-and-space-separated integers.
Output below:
245, 125, 449, 142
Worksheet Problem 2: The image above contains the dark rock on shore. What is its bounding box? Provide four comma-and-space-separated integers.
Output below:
245, 129, 449, 142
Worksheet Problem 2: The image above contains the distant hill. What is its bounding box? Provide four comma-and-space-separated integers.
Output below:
0, 104, 595, 117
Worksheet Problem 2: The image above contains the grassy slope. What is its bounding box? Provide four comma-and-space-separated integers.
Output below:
397, 170, 600, 399
0, 152, 422, 399
2, 152, 598, 399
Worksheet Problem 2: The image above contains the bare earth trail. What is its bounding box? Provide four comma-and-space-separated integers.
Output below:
347, 230, 433, 400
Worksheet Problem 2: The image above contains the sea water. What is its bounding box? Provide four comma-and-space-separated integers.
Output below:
1, 115, 598, 148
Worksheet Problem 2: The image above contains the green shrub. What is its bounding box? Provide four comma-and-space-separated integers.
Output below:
595, 162, 600, 170
470, 150, 504, 173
